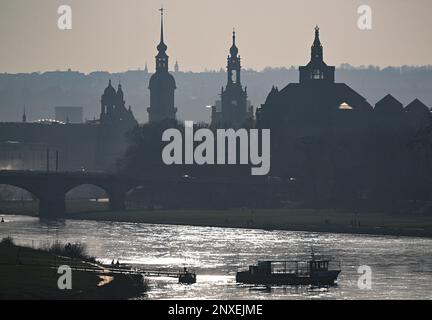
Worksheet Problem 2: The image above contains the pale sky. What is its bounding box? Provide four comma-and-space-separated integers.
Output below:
0, 0, 431, 73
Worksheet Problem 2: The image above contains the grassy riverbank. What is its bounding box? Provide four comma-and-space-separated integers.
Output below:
0, 238, 146, 300
2, 200, 432, 238
69, 207, 432, 238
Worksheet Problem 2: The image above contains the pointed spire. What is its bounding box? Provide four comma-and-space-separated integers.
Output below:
311, 25, 323, 61
157, 7, 167, 53
117, 80, 124, 102
160, 7, 164, 43
159, 7, 165, 42
230, 28, 239, 57
155, 7, 169, 73
22, 105, 27, 123
314, 25, 321, 46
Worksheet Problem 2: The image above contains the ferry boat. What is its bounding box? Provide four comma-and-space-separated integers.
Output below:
178, 267, 197, 284
236, 254, 341, 286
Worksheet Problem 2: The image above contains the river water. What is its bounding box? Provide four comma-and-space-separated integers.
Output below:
1, 215, 431, 300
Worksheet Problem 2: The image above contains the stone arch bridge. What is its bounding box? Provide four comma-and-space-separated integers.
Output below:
0, 171, 282, 218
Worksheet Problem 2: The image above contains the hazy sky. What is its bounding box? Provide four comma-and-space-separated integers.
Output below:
0, 0, 431, 73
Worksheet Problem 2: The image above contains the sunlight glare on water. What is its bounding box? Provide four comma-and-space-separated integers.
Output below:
1, 215, 431, 300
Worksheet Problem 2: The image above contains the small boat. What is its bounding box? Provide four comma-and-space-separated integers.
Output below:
178, 267, 197, 284
236, 253, 341, 286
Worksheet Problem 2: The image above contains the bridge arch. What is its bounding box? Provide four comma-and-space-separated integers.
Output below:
0, 184, 39, 215
64, 182, 130, 213
0, 172, 138, 218
65, 184, 110, 213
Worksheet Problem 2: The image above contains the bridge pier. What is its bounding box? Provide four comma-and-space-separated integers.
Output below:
38, 193, 66, 219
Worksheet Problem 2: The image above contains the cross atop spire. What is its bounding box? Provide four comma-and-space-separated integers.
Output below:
157, 7, 168, 54
314, 25, 321, 46
155, 7, 169, 72
311, 25, 323, 61
159, 7, 165, 44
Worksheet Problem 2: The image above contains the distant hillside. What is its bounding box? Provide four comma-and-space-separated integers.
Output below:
1, 66, 431, 124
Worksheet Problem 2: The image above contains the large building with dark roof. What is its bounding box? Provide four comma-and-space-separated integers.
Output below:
255, 27, 431, 207
257, 26, 373, 131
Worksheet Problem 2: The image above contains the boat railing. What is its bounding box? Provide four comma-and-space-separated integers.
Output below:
240, 257, 341, 275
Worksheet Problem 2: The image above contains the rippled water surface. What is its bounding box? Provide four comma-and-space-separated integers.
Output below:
1, 215, 431, 299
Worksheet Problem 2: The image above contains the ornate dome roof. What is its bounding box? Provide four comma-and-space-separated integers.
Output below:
230, 44, 238, 57
157, 41, 168, 53
103, 80, 116, 97
149, 72, 176, 90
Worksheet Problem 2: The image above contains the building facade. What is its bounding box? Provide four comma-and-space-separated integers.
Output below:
0, 80, 138, 172
255, 26, 431, 207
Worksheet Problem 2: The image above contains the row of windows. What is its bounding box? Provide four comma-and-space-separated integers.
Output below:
311, 69, 324, 80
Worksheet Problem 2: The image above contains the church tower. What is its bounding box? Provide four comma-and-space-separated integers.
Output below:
299, 26, 335, 84
147, 8, 177, 123
100, 79, 116, 122
100, 79, 137, 126
227, 30, 241, 85
211, 30, 253, 128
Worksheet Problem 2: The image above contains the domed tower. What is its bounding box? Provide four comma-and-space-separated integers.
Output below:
100, 80, 137, 126
100, 79, 117, 121
117, 83, 124, 104
147, 8, 177, 123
